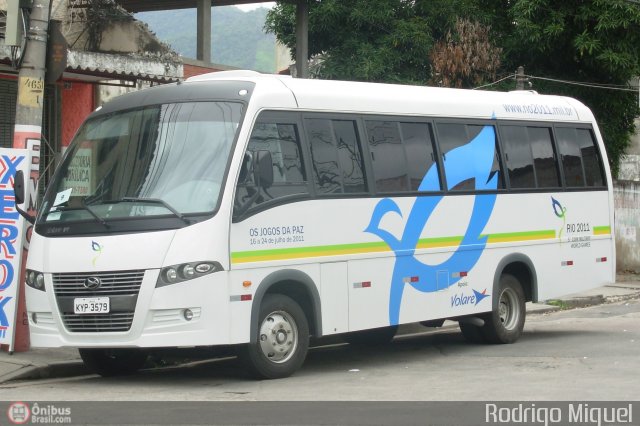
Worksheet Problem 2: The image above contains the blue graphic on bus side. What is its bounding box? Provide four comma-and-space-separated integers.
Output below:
365, 126, 498, 325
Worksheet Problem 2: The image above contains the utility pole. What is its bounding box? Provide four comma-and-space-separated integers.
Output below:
516, 66, 525, 90
10, 0, 52, 352
295, 0, 309, 78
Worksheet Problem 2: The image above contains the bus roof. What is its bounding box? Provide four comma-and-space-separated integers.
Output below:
186, 70, 595, 123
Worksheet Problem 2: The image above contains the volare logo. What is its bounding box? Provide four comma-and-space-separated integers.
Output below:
451, 288, 490, 308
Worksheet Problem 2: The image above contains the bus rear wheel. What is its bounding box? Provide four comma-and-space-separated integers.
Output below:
79, 348, 148, 377
482, 273, 526, 344
240, 294, 309, 379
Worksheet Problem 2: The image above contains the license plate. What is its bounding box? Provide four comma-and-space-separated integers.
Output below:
74, 297, 110, 314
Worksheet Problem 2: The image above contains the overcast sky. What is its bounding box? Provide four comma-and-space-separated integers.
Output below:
236, 2, 275, 11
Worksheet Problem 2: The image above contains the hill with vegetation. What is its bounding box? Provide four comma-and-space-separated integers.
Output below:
136, 6, 276, 72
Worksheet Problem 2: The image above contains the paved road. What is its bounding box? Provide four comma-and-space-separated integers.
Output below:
1, 300, 638, 402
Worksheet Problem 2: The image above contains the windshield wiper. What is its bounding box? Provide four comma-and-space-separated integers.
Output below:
51, 200, 110, 229
119, 197, 190, 225
81, 200, 110, 229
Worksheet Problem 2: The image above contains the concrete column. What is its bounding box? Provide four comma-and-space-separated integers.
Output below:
10, 0, 53, 353
197, 0, 212, 63
295, 0, 309, 78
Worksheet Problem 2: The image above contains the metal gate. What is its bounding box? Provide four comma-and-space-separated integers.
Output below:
0, 78, 17, 148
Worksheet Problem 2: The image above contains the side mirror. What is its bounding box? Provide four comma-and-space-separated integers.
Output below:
13, 170, 35, 224
254, 150, 273, 189
14, 170, 25, 205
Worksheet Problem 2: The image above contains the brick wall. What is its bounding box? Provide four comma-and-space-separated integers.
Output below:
61, 80, 94, 148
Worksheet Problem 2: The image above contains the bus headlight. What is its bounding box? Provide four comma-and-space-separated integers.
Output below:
157, 262, 223, 287
26, 269, 46, 292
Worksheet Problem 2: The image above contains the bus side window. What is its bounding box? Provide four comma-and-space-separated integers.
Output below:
366, 120, 409, 193
556, 127, 605, 188
436, 123, 504, 191
234, 121, 308, 215
529, 127, 560, 188
305, 118, 367, 194
556, 127, 587, 187
500, 125, 560, 190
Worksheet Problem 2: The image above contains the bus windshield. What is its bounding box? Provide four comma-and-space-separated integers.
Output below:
39, 101, 243, 228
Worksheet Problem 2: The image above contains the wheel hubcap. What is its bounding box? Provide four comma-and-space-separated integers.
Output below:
258, 310, 298, 363
499, 288, 520, 331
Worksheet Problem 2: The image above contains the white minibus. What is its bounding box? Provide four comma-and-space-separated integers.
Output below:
19, 71, 615, 378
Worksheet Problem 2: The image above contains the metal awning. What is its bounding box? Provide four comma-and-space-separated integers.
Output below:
65, 50, 182, 83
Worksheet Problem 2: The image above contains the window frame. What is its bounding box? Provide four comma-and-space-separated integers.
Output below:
496, 121, 563, 192
233, 110, 609, 222
551, 122, 607, 190
432, 118, 507, 194
232, 111, 313, 222
302, 112, 370, 197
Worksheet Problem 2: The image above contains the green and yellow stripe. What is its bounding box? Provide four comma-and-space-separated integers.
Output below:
231, 225, 611, 264
593, 225, 611, 236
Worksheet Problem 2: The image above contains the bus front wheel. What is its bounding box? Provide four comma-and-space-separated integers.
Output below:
482, 273, 526, 344
240, 294, 309, 379
79, 348, 148, 377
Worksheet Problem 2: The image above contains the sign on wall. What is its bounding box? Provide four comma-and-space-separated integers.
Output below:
0, 148, 31, 351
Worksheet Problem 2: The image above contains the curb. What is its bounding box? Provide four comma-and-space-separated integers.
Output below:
0, 361, 87, 384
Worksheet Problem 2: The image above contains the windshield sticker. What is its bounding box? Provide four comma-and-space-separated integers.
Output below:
53, 188, 72, 207
47, 212, 61, 221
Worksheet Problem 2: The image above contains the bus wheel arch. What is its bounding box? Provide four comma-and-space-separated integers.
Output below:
460, 254, 536, 345
492, 254, 538, 308
250, 269, 322, 343
241, 269, 320, 378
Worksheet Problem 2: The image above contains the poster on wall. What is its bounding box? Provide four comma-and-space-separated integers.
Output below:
0, 148, 32, 351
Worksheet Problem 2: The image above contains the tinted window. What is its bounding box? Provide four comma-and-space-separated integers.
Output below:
306, 119, 367, 194
366, 121, 440, 193
556, 127, 587, 187
400, 122, 438, 191
333, 120, 367, 193
234, 120, 307, 214
556, 127, 604, 187
529, 127, 560, 188
366, 121, 409, 192
436, 123, 503, 191
306, 119, 341, 193
501, 125, 559, 189
501, 126, 535, 189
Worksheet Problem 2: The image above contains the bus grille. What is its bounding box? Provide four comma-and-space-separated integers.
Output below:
52, 270, 145, 296
52, 270, 144, 333
60, 313, 135, 332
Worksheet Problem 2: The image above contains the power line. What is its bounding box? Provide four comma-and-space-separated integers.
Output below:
472, 74, 513, 90
527, 75, 639, 92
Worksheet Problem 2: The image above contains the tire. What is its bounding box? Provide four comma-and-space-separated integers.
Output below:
79, 348, 148, 377
239, 294, 309, 379
343, 326, 398, 346
481, 273, 526, 344
459, 321, 486, 344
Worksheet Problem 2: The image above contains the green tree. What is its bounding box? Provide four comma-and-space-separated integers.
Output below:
266, 0, 480, 83
501, 0, 640, 175
267, 0, 640, 174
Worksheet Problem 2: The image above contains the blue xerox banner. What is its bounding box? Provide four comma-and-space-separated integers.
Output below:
0, 148, 31, 350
